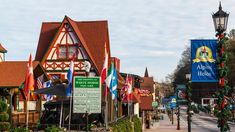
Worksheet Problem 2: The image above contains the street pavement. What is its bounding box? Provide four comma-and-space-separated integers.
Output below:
145, 108, 235, 132
145, 113, 187, 132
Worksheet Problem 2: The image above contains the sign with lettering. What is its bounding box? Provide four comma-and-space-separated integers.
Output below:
73, 76, 101, 113
170, 96, 177, 109
191, 40, 218, 82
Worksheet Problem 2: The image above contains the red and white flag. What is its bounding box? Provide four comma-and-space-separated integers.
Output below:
24, 54, 35, 98
121, 74, 133, 101
126, 75, 133, 100
37, 75, 44, 89
101, 44, 108, 84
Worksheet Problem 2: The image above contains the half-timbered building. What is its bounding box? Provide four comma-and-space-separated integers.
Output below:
35, 16, 111, 79
35, 16, 122, 124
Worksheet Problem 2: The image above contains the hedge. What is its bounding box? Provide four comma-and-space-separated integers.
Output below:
0, 100, 10, 131
45, 125, 63, 132
133, 116, 142, 132
0, 122, 10, 131
0, 113, 9, 122
12, 127, 29, 132
0, 101, 7, 112
110, 116, 142, 132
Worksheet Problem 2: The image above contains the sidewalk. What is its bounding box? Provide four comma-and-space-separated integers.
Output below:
144, 113, 187, 132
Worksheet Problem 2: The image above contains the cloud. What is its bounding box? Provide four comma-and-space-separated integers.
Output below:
0, 0, 235, 80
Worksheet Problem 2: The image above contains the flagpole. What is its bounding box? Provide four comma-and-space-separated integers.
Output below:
59, 99, 63, 128
127, 75, 130, 117
26, 91, 30, 129
128, 93, 130, 116
115, 97, 118, 121
68, 91, 73, 131
105, 86, 108, 130
68, 55, 74, 131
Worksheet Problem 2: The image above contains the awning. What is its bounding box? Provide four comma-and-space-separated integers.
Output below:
34, 84, 68, 96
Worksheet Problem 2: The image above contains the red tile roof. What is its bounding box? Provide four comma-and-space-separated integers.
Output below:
35, 16, 111, 74
122, 92, 140, 103
0, 61, 40, 87
139, 96, 153, 111
0, 44, 7, 53
140, 77, 154, 93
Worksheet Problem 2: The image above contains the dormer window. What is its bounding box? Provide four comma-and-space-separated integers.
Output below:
58, 45, 77, 59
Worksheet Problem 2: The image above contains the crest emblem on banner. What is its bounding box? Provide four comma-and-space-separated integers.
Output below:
191, 39, 218, 82
193, 46, 215, 63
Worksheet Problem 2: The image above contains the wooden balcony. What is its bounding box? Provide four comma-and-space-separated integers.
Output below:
12, 111, 40, 127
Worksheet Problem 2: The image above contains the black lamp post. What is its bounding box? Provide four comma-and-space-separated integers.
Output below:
212, 2, 229, 34
212, 2, 230, 132
186, 74, 191, 132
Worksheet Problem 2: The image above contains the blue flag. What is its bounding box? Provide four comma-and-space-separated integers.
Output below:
66, 57, 74, 96
105, 62, 117, 100
43, 80, 53, 101
111, 66, 117, 100
191, 40, 218, 82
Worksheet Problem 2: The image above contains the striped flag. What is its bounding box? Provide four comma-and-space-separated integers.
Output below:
37, 75, 44, 89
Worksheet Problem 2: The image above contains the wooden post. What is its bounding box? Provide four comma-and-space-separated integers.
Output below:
10, 94, 13, 129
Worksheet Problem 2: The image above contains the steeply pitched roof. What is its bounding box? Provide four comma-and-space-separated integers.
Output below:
35, 16, 111, 74
0, 44, 7, 53
144, 67, 149, 77
0, 61, 40, 88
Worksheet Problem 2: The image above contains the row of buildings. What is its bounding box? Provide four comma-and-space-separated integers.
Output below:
0, 16, 157, 128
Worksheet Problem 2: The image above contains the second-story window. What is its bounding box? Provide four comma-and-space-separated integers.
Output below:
58, 45, 77, 59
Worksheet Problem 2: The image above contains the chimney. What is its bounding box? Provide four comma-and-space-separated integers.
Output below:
0, 43, 7, 62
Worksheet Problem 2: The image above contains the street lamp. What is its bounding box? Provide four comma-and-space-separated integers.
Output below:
185, 74, 191, 132
212, 2, 229, 34
212, 2, 230, 132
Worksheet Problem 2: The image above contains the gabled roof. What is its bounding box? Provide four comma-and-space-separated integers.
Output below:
0, 44, 7, 53
140, 77, 154, 93
35, 16, 111, 74
0, 61, 40, 88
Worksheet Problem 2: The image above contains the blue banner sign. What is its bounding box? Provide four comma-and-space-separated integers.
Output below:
191, 40, 218, 82
170, 96, 177, 109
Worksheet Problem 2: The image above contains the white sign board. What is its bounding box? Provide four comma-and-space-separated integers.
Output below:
73, 76, 101, 113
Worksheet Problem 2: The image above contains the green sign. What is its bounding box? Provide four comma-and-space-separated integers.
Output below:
73, 76, 101, 113
74, 77, 100, 88
152, 101, 158, 107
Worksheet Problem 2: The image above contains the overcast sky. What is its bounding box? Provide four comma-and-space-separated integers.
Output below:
0, 0, 234, 81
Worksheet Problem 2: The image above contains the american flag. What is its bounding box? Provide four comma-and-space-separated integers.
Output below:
37, 75, 44, 89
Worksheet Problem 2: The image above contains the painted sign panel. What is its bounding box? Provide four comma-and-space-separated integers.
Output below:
191, 40, 218, 82
170, 96, 177, 109
152, 101, 158, 108
176, 84, 187, 104
73, 76, 101, 113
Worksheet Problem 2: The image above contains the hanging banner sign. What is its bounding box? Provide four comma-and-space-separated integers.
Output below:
170, 96, 177, 109
191, 40, 218, 82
